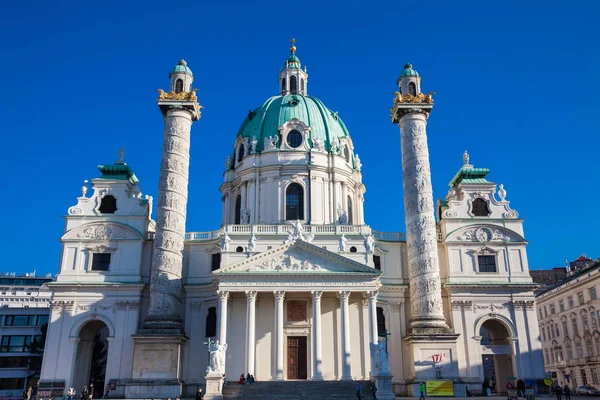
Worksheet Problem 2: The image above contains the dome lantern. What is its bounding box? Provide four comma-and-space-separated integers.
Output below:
396, 62, 422, 96
169, 59, 194, 93
278, 38, 308, 95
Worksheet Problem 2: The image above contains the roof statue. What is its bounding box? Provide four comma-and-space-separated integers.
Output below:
463, 150, 469, 166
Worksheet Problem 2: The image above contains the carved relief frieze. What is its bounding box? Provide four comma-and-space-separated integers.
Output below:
451, 300, 473, 311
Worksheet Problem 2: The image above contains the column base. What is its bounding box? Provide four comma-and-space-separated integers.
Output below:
128, 331, 189, 398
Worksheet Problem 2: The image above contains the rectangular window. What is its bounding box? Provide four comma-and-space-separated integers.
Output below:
211, 253, 221, 271
550, 304, 556, 315
478, 255, 497, 273
91, 253, 111, 271
578, 291, 585, 306
555, 323, 560, 338
0, 336, 33, 352
590, 287, 598, 300
373, 255, 381, 271
568, 296, 574, 308
583, 314, 589, 330
572, 319, 579, 335
559, 300, 565, 312
544, 306, 548, 318
36, 315, 49, 326
577, 343, 583, 358
0, 356, 29, 368
539, 308, 543, 319
566, 343, 573, 359
593, 315, 598, 329
0, 378, 25, 390
563, 320, 569, 337
542, 327, 547, 341
592, 370, 599, 385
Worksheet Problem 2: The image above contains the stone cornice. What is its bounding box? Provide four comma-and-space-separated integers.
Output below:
48, 282, 145, 290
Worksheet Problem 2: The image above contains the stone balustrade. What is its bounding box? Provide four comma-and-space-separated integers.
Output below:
180, 224, 407, 242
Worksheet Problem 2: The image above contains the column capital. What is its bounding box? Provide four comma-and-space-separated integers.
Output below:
245, 290, 258, 301
365, 290, 378, 300
273, 291, 285, 301
217, 290, 230, 301
311, 290, 323, 300
338, 290, 351, 300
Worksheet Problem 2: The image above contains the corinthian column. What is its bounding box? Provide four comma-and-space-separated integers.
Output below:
145, 107, 197, 329
273, 291, 285, 380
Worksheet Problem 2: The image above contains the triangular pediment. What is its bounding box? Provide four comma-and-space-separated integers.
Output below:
215, 240, 381, 276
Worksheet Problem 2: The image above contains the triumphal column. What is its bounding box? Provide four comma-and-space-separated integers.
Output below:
127, 59, 201, 399
391, 63, 462, 396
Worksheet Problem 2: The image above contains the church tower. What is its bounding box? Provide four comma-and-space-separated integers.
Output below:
129, 60, 201, 398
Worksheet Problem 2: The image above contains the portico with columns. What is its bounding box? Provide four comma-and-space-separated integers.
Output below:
213, 240, 381, 381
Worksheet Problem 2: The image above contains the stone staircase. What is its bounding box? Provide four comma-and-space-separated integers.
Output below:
222, 380, 376, 399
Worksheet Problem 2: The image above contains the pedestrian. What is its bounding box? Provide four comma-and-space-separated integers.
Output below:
26, 386, 33, 400
222, 374, 227, 386
554, 384, 563, 400
81, 385, 88, 400
370, 380, 377, 400
355, 381, 362, 400
67, 387, 75, 400
238, 374, 245, 384
564, 385, 571, 400
88, 384, 94, 400
32, 385, 38, 400
419, 382, 426, 400
195, 388, 204, 400
103, 384, 109, 400
517, 379, 525, 398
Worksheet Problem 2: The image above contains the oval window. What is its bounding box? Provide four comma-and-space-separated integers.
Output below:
287, 130, 303, 148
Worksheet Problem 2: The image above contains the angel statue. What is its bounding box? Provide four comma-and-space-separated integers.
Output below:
370, 339, 390, 375
206, 340, 228, 374
264, 135, 279, 151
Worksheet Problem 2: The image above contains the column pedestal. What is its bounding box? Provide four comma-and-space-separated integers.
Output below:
403, 333, 464, 397
125, 335, 189, 399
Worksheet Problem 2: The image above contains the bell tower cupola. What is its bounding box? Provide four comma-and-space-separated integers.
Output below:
278, 39, 308, 95
396, 63, 421, 96
169, 59, 194, 93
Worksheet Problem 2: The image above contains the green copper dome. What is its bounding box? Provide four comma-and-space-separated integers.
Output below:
170, 59, 193, 77
236, 94, 350, 153
398, 63, 419, 78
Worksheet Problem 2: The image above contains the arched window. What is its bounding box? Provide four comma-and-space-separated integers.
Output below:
344, 146, 350, 162
347, 196, 353, 225
408, 82, 417, 96
99, 195, 117, 214
472, 198, 490, 217
234, 195, 242, 224
301, 78, 305, 93
205, 307, 217, 338
282, 78, 286, 93
290, 75, 297, 93
175, 79, 184, 93
376, 307, 386, 337
237, 144, 245, 162
286, 183, 304, 220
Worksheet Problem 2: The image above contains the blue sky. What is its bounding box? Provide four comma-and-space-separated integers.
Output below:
1, 0, 598, 275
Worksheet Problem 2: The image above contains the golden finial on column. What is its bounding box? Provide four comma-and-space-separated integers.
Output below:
290, 38, 296, 54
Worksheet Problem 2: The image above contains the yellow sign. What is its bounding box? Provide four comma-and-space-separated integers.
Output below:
426, 380, 454, 396
544, 378, 553, 386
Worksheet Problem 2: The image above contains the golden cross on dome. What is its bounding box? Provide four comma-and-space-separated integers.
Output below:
290, 38, 297, 54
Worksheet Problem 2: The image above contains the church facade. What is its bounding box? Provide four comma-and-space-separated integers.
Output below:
39, 44, 544, 398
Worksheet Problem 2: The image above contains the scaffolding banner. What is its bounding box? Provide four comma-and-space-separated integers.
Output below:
425, 380, 454, 396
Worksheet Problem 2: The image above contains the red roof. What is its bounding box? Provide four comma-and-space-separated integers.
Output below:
574, 255, 592, 262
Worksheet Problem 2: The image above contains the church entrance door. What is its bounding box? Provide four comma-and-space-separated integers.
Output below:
287, 336, 307, 380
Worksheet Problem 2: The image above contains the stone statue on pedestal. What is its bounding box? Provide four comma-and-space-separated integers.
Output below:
206, 341, 227, 374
